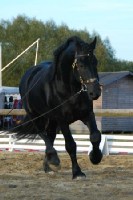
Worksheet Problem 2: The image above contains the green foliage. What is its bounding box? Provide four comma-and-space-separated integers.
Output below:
0, 15, 132, 86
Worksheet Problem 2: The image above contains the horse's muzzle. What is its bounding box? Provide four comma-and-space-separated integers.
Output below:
87, 80, 101, 100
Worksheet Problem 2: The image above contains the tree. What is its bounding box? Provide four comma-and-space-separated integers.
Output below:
0, 15, 132, 86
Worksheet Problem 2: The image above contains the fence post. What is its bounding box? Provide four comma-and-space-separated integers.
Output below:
102, 135, 109, 155
8, 134, 14, 152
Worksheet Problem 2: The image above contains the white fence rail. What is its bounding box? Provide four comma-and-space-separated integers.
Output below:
0, 132, 90, 152
0, 132, 133, 155
105, 135, 133, 154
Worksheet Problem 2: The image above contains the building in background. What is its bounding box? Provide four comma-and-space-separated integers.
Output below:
96, 71, 133, 132
0, 86, 22, 129
71, 71, 133, 133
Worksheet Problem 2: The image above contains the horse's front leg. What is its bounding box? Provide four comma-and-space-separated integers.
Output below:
83, 111, 103, 164
60, 123, 86, 179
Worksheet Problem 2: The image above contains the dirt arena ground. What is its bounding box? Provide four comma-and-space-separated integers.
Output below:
0, 152, 133, 200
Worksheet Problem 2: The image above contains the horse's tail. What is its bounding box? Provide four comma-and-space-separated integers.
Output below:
10, 114, 39, 140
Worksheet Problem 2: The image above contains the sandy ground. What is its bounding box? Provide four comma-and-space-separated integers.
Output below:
0, 152, 133, 200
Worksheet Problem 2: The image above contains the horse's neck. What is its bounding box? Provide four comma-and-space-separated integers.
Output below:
54, 68, 71, 91
55, 54, 72, 80
54, 44, 79, 93
54, 64, 81, 96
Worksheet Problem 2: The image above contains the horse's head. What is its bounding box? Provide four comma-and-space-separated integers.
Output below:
72, 37, 101, 100
53, 36, 101, 100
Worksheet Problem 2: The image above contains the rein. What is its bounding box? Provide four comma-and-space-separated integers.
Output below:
6, 53, 92, 132
9, 87, 87, 132
75, 54, 89, 58
5, 57, 89, 132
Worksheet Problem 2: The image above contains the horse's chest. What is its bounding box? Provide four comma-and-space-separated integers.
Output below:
61, 102, 90, 123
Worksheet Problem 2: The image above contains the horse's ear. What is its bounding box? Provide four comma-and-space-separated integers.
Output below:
89, 37, 97, 50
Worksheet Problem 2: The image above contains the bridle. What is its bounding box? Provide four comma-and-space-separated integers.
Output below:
72, 52, 98, 91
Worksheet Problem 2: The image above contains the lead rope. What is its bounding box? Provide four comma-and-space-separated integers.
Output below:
6, 55, 88, 132
8, 86, 87, 132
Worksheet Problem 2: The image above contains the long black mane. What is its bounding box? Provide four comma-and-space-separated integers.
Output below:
53, 36, 89, 67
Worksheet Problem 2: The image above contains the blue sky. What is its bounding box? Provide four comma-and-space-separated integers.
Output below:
1, 0, 133, 61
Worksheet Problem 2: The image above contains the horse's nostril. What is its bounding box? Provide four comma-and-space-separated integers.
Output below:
90, 92, 93, 96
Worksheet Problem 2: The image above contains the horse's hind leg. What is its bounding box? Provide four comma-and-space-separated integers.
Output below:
40, 120, 60, 173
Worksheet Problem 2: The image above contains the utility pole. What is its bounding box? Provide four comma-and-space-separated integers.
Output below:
0, 42, 2, 86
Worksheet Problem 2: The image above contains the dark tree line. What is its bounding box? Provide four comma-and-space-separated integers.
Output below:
0, 15, 132, 86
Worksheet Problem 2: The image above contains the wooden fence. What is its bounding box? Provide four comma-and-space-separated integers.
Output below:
0, 109, 133, 116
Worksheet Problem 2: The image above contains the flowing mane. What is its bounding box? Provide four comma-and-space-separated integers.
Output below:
53, 36, 86, 64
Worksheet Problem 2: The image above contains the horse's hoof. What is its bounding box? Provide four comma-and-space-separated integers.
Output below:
89, 149, 103, 164
74, 176, 86, 181
44, 151, 61, 173
48, 171, 55, 175
49, 163, 61, 172
73, 172, 86, 180
44, 162, 61, 173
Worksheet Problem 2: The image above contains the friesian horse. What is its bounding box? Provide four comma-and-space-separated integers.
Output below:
12, 36, 102, 179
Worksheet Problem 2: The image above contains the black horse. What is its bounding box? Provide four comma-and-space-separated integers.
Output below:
12, 36, 102, 179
